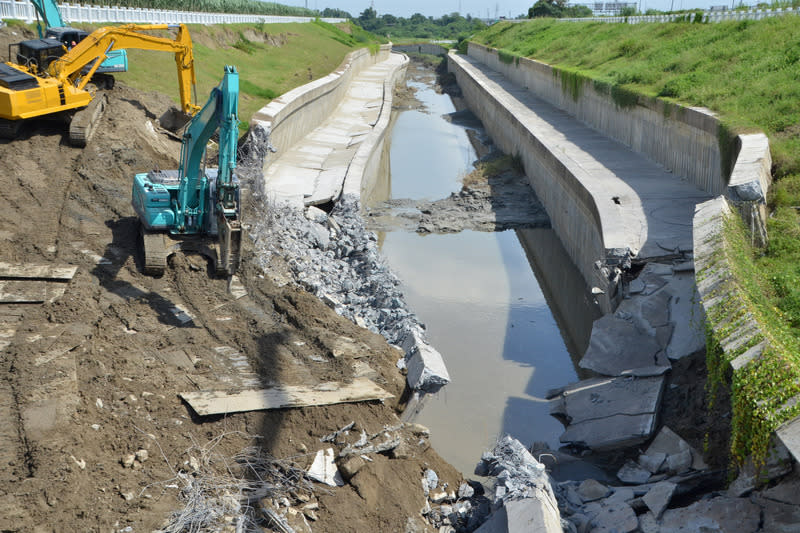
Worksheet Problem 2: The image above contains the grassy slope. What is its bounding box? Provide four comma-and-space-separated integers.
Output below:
103, 20, 378, 128
472, 18, 800, 464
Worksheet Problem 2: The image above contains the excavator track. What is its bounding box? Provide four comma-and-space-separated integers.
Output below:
68, 93, 107, 147
141, 226, 170, 276
0, 119, 23, 140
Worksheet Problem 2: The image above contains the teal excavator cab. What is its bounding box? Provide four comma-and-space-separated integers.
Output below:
131, 65, 241, 277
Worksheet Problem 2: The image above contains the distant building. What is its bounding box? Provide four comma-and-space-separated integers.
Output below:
568, 2, 638, 15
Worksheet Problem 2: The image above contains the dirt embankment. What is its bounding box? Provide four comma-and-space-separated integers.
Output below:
0, 26, 461, 532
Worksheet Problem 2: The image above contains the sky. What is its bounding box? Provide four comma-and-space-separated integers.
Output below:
279, 0, 726, 18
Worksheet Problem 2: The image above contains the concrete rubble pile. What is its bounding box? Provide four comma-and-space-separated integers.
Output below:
469, 436, 564, 533
550, 262, 705, 450
247, 189, 449, 393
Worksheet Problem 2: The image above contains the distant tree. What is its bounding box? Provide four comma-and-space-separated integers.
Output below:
619, 5, 638, 15
358, 6, 379, 31
409, 12, 427, 24
321, 7, 352, 18
381, 13, 398, 25
529, 0, 565, 17
563, 4, 593, 16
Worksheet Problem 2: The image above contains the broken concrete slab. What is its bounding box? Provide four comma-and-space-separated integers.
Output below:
473, 497, 562, 533
582, 500, 638, 533
307, 448, 344, 487
399, 328, 450, 393
577, 479, 609, 502
658, 496, 760, 533
663, 271, 706, 360
617, 460, 651, 485
551, 375, 664, 450
762, 472, 800, 506
638, 452, 667, 474
755, 497, 800, 533
579, 314, 667, 376
642, 480, 676, 519
646, 426, 707, 472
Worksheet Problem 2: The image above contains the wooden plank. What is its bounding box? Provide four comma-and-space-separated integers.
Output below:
0, 263, 77, 280
180, 378, 393, 416
0, 281, 47, 303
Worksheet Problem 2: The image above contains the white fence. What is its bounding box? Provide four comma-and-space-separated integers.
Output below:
559, 6, 800, 22
0, 0, 345, 25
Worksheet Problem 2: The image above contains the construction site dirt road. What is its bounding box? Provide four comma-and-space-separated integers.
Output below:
0, 25, 461, 533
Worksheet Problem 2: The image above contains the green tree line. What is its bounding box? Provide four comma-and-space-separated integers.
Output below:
78, 0, 316, 16
354, 8, 487, 40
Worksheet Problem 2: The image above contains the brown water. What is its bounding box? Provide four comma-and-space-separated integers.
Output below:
371, 65, 600, 476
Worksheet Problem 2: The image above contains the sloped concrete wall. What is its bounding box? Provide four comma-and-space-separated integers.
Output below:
342, 53, 409, 199
448, 52, 614, 309
251, 45, 392, 173
467, 43, 726, 196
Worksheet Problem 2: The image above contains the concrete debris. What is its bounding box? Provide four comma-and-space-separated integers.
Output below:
638, 452, 667, 474
658, 496, 760, 533
306, 449, 344, 487
249, 194, 449, 393
641, 481, 676, 520
336, 455, 365, 482
576, 479, 609, 502
550, 375, 664, 450
582, 500, 638, 533
425, 469, 439, 492
646, 427, 707, 473
617, 459, 652, 485
473, 498, 562, 533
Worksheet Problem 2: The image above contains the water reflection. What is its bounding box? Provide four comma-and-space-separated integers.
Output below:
371, 63, 598, 475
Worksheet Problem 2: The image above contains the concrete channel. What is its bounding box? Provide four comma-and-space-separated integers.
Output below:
245, 40, 800, 532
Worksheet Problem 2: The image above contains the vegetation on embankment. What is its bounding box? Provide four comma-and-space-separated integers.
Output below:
79, 0, 316, 16
469, 17, 800, 467
75, 20, 382, 130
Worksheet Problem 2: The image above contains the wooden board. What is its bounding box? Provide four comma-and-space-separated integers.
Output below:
180, 378, 393, 416
0, 263, 77, 280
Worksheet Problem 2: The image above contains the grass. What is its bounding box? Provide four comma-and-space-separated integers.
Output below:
469, 16, 800, 468
76, 21, 381, 130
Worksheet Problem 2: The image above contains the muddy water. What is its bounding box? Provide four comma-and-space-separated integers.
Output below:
368, 63, 601, 476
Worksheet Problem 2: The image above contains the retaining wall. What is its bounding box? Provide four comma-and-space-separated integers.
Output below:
251, 45, 392, 176
393, 44, 449, 56
450, 44, 772, 307
342, 53, 409, 200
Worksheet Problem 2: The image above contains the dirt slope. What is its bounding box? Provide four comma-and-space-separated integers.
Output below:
0, 28, 461, 532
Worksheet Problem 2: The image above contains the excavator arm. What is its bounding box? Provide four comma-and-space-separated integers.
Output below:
48, 24, 198, 115
30, 0, 65, 36
132, 66, 241, 277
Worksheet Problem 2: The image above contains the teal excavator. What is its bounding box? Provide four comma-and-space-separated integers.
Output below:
131, 66, 241, 277
24, 0, 128, 87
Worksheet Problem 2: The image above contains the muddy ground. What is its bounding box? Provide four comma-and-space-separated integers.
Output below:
0, 27, 462, 532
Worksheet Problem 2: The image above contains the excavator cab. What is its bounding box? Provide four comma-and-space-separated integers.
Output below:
13, 38, 66, 74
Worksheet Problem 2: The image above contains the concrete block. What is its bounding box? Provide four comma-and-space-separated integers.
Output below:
400, 328, 450, 393
473, 497, 562, 533
551, 375, 664, 450
577, 479, 609, 502
638, 452, 666, 474
658, 496, 760, 533
617, 459, 651, 485
642, 481, 676, 519
580, 314, 664, 375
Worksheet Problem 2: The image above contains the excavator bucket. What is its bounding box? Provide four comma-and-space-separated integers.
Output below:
158, 106, 193, 132
216, 214, 242, 277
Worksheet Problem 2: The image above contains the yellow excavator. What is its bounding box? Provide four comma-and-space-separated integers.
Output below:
0, 23, 200, 145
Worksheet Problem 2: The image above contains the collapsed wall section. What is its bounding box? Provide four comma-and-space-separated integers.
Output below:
251, 45, 392, 175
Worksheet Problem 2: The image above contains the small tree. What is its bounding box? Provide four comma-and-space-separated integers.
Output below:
529, 0, 565, 17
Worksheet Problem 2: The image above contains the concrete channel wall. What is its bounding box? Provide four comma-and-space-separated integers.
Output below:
251, 45, 392, 174
393, 44, 449, 56
450, 44, 772, 309
342, 55, 409, 199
